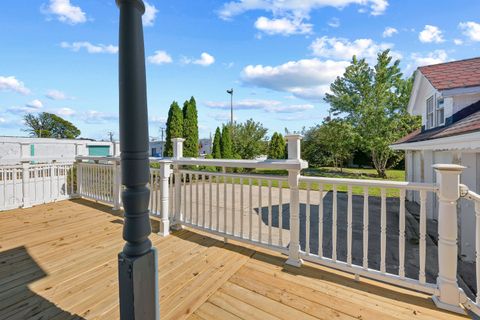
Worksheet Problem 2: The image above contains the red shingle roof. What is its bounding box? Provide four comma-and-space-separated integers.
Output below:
418, 57, 480, 91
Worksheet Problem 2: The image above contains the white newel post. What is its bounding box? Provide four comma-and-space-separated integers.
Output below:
158, 160, 172, 236
285, 134, 304, 267
432, 164, 466, 314
21, 161, 31, 208
112, 159, 122, 210
171, 138, 185, 230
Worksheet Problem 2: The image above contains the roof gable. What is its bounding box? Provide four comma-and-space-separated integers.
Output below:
418, 57, 480, 91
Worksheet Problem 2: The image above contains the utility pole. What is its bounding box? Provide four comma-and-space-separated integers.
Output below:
108, 131, 114, 142
116, 1, 158, 319
159, 125, 165, 142
227, 88, 233, 127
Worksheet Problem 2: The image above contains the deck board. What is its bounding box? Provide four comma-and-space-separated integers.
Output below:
0, 199, 469, 319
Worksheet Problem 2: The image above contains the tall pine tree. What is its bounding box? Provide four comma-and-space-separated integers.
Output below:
182, 97, 199, 157
221, 125, 233, 159
267, 132, 286, 159
212, 127, 222, 159
164, 101, 183, 157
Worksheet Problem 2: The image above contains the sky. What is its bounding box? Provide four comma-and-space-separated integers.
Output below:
0, 0, 479, 141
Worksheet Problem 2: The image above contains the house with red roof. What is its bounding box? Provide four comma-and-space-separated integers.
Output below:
392, 57, 480, 262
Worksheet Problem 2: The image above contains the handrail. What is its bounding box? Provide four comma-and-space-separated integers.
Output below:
178, 169, 289, 181
75, 155, 120, 162
300, 175, 437, 191
169, 157, 308, 170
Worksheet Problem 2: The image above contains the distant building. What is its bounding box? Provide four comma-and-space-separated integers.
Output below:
199, 138, 212, 156
0, 136, 119, 165
149, 140, 165, 157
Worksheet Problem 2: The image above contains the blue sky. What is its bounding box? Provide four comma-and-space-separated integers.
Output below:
0, 0, 479, 141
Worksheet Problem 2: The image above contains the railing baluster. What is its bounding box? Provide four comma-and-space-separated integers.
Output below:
399, 189, 406, 278
347, 185, 353, 266
149, 170, 153, 213
216, 175, 220, 230
196, 174, 200, 226
363, 186, 369, 269
249, 178, 253, 241
279, 180, 283, 247
224, 172, 227, 233
318, 183, 323, 257
232, 177, 235, 236
209, 174, 213, 229
183, 173, 187, 223
332, 185, 337, 262
268, 180, 273, 246
189, 173, 193, 223
258, 179, 262, 243
419, 189, 427, 284
381, 188, 387, 273
240, 177, 244, 238
306, 182, 311, 255
202, 174, 206, 227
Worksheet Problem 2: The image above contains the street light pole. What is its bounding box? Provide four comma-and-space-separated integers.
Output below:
227, 88, 233, 127
116, 1, 158, 319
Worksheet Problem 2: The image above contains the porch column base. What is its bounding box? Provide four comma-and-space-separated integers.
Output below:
432, 295, 466, 315
285, 258, 303, 268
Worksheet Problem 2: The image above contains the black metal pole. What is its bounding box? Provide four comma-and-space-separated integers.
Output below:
116, 1, 158, 319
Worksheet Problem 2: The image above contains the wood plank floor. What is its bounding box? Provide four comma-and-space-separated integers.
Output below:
0, 199, 469, 319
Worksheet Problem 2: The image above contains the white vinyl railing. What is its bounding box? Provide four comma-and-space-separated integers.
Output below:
71, 137, 475, 316
0, 162, 75, 211
298, 175, 438, 293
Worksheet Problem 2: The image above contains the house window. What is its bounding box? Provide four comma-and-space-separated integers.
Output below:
436, 97, 445, 126
426, 96, 434, 129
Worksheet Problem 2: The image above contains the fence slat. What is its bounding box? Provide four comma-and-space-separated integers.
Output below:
249, 178, 253, 241
363, 186, 369, 269
347, 185, 353, 266
279, 180, 283, 247
399, 189, 406, 278
318, 184, 323, 257
268, 180, 273, 246
306, 183, 311, 255
258, 179, 262, 243
332, 185, 337, 262
419, 190, 427, 284
380, 188, 387, 273
240, 177, 244, 238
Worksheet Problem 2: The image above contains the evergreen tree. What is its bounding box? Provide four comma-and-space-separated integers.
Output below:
212, 127, 222, 159
164, 101, 183, 157
267, 132, 286, 159
221, 125, 233, 159
182, 97, 199, 157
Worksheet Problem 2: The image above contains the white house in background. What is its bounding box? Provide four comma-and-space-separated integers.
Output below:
149, 140, 165, 157
391, 57, 480, 262
0, 136, 120, 165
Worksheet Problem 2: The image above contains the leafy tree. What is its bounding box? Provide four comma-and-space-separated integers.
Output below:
220, 125, 233, 159
320, 119, 358, 170
267, 132, 286, 159
164, 101, 183, 157
23, 112, 80, 139
182, 97, 199, 157
324, 50, 420, 177
231, 119, 268, 159
212, 127, 222, 159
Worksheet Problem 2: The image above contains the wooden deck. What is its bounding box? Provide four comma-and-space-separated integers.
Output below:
0, 199, 469, 320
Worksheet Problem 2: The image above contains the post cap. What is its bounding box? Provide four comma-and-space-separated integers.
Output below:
432, 164, 466, 172
172, 138, 185, 142
285, 134, 303, 140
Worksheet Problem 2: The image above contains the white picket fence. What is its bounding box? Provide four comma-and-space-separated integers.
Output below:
0, 162, 75, 211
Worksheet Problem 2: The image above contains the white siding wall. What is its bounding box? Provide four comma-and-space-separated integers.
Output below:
453, 92, 480, 114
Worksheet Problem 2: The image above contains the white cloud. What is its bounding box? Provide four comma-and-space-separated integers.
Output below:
382, 27, 398, 38
254, 16, 312, 36
147, 50, 173, 65
46, 89, 68, 100
183, 52, 215, 66
328, 17, 340, 28
0, 76, 30, 95
459, 21, 480, 42
411, 50, 448, 68
309, 36, 400, 63
218, 0, 388, 20
26, 99, 43, 109
213, 112, 238, 122
418, 25, 444, 43
80, 110, 118, 124
55, 107, 75, 116
453, 39, 463, 45
205, 99, 314, 113
143, 1, 158, 27
42, 0, 86, 25
60, 41, 118, 54
241, 59, 349, 100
